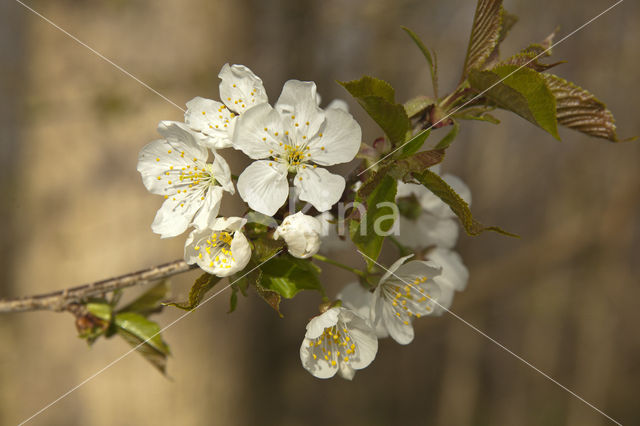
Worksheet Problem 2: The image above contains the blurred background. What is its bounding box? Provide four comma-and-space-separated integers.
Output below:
1, 0, 638, 425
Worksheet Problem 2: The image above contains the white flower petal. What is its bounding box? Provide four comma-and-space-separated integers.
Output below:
137, 121, 207, 194
396, 181, 421, 199
233, 103, 286, 159
273, 212, 322, 259
301, 308, 378, 379
184, 97, 235, 149
294, 167, 345, 212
227, 231, 252, 275
304, 308, 340, 339
218, 63, 268, 114
300, 338, 340, 379
184, 223, 251, 277
397, 214, 459, 249
211, 153, 235, 194
369, 293, 390, 339
381, 300, 414, 345
191, 187, 223, 231
342, 310, 379, 368
337, 282, 372, 321
379, 254, 414, 286
428, 248, 469, 315
308, 108, 361, 166
326, 99, 349, 112
211, 216, 248, 232
237, 160, 289, 216
394, 259, 442, 284
338, 363, 356, 381
275, 80, 325, 140
151, 195, 202, 238
428, 248, 468, 292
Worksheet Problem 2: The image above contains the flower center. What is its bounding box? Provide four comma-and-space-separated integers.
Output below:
194, 231, 235, 270
308, 323, 357, 366
382, 276, 433, 324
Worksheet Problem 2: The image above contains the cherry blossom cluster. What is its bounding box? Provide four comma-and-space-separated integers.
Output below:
137, 64, 361, 276
137, 63, 469, 380
303, 170, 470, 380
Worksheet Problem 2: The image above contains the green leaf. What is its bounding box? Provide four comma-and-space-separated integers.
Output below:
255, 285, 283, 317
399, 129, 431, 158
485, 8, 519, 68
339, 77, 410, 146
165, 272, 221, 311
454, 106, 500, 124
113, 312, 170, 374
413, 169, 517, 237
116, 327, 168, 375
468, 64, 559, 139
119, 281, 168, 317
434, 121, 460, 150
338, 75, 396, 102
402, 26, 438, 98
114, 312, 170, 355
462, 0, 504, 76
541, 73, 621, 142
258, 255, 322, 300
404, 95, 434, 118
350, 175, 398, 269
357, 97, 410, 147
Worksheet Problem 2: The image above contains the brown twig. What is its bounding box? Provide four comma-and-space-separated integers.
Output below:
0, 259, 196, 313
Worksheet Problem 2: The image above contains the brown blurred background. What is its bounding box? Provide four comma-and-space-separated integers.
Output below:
1, 0, 638, 425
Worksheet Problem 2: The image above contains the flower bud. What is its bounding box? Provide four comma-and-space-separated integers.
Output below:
274, 212, 322, 259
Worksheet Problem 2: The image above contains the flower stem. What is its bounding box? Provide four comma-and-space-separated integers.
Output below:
312, 254, 366, 278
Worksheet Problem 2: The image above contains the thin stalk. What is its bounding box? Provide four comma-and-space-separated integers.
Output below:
312, 254, 366, 278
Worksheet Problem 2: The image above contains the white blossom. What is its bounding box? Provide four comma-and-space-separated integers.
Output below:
184, 217, 251, 277
425, 247, 469, 315
137, 121, 234, 238
370, 255, 442, 345
396, 171, 471, 249
234, 80, 361, 216
184, 64, 268, 149
273, 212, 322, 259
300, 307, 378, 380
